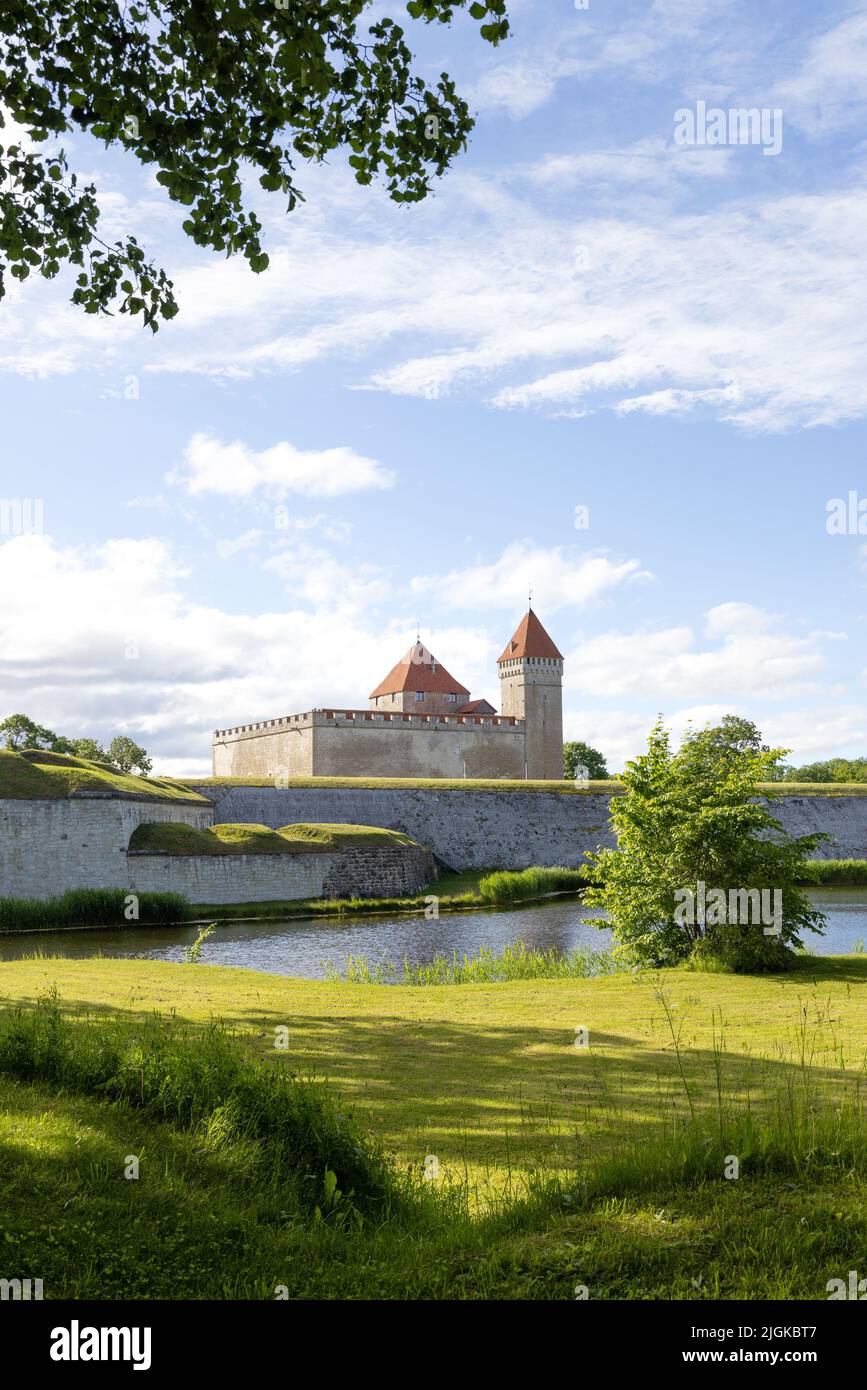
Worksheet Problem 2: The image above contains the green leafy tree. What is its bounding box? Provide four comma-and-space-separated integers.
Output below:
0, 0, 509, 329
107, 735, 152, 775
564, 741, 608, 780
583, 719, 826, 971
0, 712, 65, 750
69, 737, 108, 762
784, 757, 867, 783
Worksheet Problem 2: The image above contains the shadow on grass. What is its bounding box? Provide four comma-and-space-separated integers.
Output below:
4, 978, 866, 1180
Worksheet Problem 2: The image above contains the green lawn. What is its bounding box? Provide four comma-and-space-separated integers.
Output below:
2, 956, 867, 1299
2, 956, 867, 1182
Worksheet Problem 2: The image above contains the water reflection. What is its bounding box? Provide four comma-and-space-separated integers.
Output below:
0, 887, 864, 980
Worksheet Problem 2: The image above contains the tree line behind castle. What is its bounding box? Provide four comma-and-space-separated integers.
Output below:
2, 711, 866, 784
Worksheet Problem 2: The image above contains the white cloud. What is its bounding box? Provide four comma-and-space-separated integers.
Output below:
465, 0, 731, 118
773, 12, 867, 137
0, 533, 506, 772
564, 603, 831, 701
168, 431, 395, 500
215, 529, 263, 560
527, 139, 735, 189
263, 542, 390, 609
0, 525, 632, 772
0, 533, 861, 775
3, 137, 867, 432
412, 540, 649, 613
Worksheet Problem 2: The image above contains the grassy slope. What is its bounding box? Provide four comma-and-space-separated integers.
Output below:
129, 820, 418, 856
0, 749, 210, 802
2, 957, 867, 1298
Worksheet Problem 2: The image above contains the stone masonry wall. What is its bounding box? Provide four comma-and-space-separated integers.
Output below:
127, 849, 339, 904
0, 797, 214, 901
321, 844, 436, 898
127, 842, 435, 904
205, 785, 867, 870
212, 709, 527, 779
0, 795, 434, 905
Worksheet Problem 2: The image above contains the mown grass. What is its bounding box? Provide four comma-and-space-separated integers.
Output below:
0, 888, 188, 934
0, 749, 211, 802
2, 963, 867, 1298
129, 820, 418, 856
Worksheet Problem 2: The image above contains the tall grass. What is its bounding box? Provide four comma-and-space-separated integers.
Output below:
326, 939, 617, 985
794, 858, 867, 885
477, 866, 588, 903
0, 992, 398, 1218
0, 887, 189, 933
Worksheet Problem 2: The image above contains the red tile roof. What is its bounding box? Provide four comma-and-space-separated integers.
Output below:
369, 641, 470, 699
454, 698, 496, 714
497, 610, 563, 663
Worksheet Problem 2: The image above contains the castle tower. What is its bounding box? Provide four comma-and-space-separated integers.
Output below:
497, 609, 564, 779
368, 640, 470, 714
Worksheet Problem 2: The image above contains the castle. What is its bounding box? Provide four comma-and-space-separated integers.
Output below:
212, 608, 565, 781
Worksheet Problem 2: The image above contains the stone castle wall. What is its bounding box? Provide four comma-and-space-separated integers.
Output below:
206, 785, 867, 870
213, 709, 527, 780
0, 796, 214, 901
127, 842, 436, 905
0, 795, 435, 906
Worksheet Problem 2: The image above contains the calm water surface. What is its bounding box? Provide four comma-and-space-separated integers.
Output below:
0, 888, 865, 979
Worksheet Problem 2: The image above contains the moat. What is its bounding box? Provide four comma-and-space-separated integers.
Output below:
1, 888, 865, 978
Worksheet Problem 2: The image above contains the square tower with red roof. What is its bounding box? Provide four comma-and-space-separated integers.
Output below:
497, 609, 564, 779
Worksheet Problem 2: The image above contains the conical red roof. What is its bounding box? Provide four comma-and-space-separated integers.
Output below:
497, 610, 563, 664
369, 641, 470, 699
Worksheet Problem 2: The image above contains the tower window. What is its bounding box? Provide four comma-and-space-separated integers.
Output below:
448, 692, 456, 703
415, 691, 424, 701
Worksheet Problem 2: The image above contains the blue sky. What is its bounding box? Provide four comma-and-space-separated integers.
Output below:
1, 0, 867, 776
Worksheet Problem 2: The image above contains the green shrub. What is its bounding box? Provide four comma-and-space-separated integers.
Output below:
0, 888, 189, 932
687, 930, 797, 975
